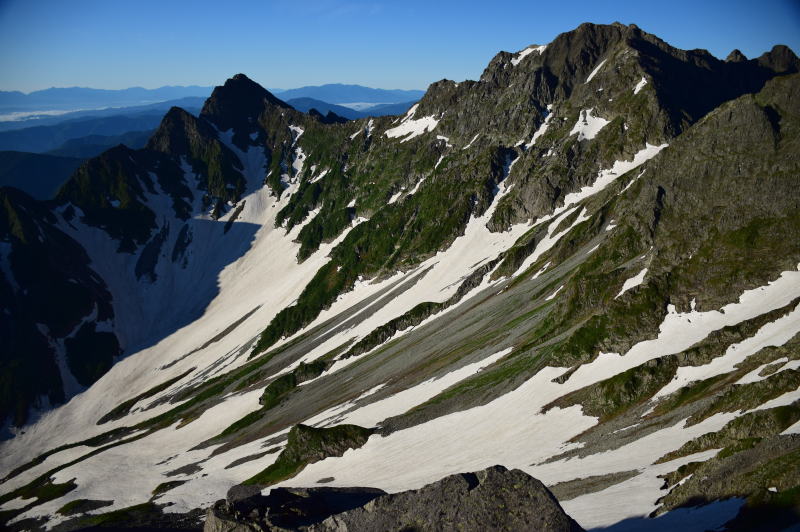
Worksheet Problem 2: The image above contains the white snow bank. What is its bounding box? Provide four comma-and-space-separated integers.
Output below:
569, 108, 610, 141
615, 268, 648, 299
545, 285, 564, 301
653, 301, 800, 399
525, 105, 554, 149
289, 125, 304, 141
462, 133, 479, 150
383, 103, 439, 142
388, 188, 405, 204
309, 168, 329, 184
561, 144, 666, 210
512, 207, 590, 277
585, 59, 607, 83
384, 115, 440, 142
408, 177, 426, 195
511, 44, 547, 66
349, 118, 375, 140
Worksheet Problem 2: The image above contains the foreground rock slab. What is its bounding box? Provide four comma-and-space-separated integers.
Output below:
205, 465, 583, 531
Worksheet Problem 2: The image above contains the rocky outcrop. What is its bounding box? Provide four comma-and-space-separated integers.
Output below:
242, 424, 374, 486
312, 465, 583, 532
204, 466, 583, 532
205, 485, 385, 532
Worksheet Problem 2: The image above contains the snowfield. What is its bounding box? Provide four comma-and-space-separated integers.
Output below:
384, 104, 440, 142
569, 108, 611, 140
511, 44, 547, 66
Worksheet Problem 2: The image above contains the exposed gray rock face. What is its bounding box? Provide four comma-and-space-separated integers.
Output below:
205, 485, 385, 532
204, 466, 582, 532
310, 466, 583, 532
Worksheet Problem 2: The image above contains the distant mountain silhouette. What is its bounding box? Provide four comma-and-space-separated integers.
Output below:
275, 83, 424, 104
0, 151, 82, 199
0, 85, 213, 112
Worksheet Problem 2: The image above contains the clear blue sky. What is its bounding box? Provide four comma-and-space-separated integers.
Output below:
1, 0, 798, 92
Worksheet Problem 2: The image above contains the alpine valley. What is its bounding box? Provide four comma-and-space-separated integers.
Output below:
1, 22, 799, 531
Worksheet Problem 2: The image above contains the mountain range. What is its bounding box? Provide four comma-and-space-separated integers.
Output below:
275, 84, 425, 106
0, 86, 214, 113
0, 22, 798, 531
0, 90, 420, 201
283, 98, 417, 121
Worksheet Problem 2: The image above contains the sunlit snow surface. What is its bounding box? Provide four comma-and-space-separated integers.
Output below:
462, 133, 480, 150
585, 58, 608, 83
269, 266, 800, 530
569, 108, 611, 140
616, 268, 648, 299
384, 104, 440, 142
525, 104, 554, 149
633, 76, 648, 94
511, 44, 547, 66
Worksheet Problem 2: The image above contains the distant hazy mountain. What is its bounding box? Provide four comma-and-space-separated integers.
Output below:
0, 151, 82, 199
0, 96, 204, 153
275, 83, 424, 104
0, 85, 212, 113
0, 113, 166, 153
287, 97, 418, 119
361, 100, 419, 116
47, 129, 153, 159
285, 97, 363, 119
0, 96, 205, 132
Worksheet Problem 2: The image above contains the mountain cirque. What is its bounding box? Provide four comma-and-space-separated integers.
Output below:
1, 22, 799, 531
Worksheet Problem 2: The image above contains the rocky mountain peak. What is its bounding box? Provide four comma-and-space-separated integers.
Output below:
726, 49, 748, 62
756, 44, 800, 73
145, 106, 209, 155
200, 73, 293, 147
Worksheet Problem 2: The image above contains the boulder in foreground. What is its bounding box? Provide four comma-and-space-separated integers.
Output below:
205, 465, 583, 531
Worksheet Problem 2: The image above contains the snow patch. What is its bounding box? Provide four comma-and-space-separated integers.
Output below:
308, 168, 329, 184
531, 262, 551, 281
462, 133, 480, 150
545, 285, 564, 301
384, 108, 440, 142
408, 177, 426, 195
653, 301, 800, 399
569, 108, 610, 141
289, 125, 304, 141
511, 44, 547, 66
388, 188, 405, 205
585, 59, 607, 83
634, 76, 648, 94
308, 347, 513, 429
561, 144, 666, 210
513, 207, 591, 277
525, 105, 554, 149
615, 268, 648, 299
